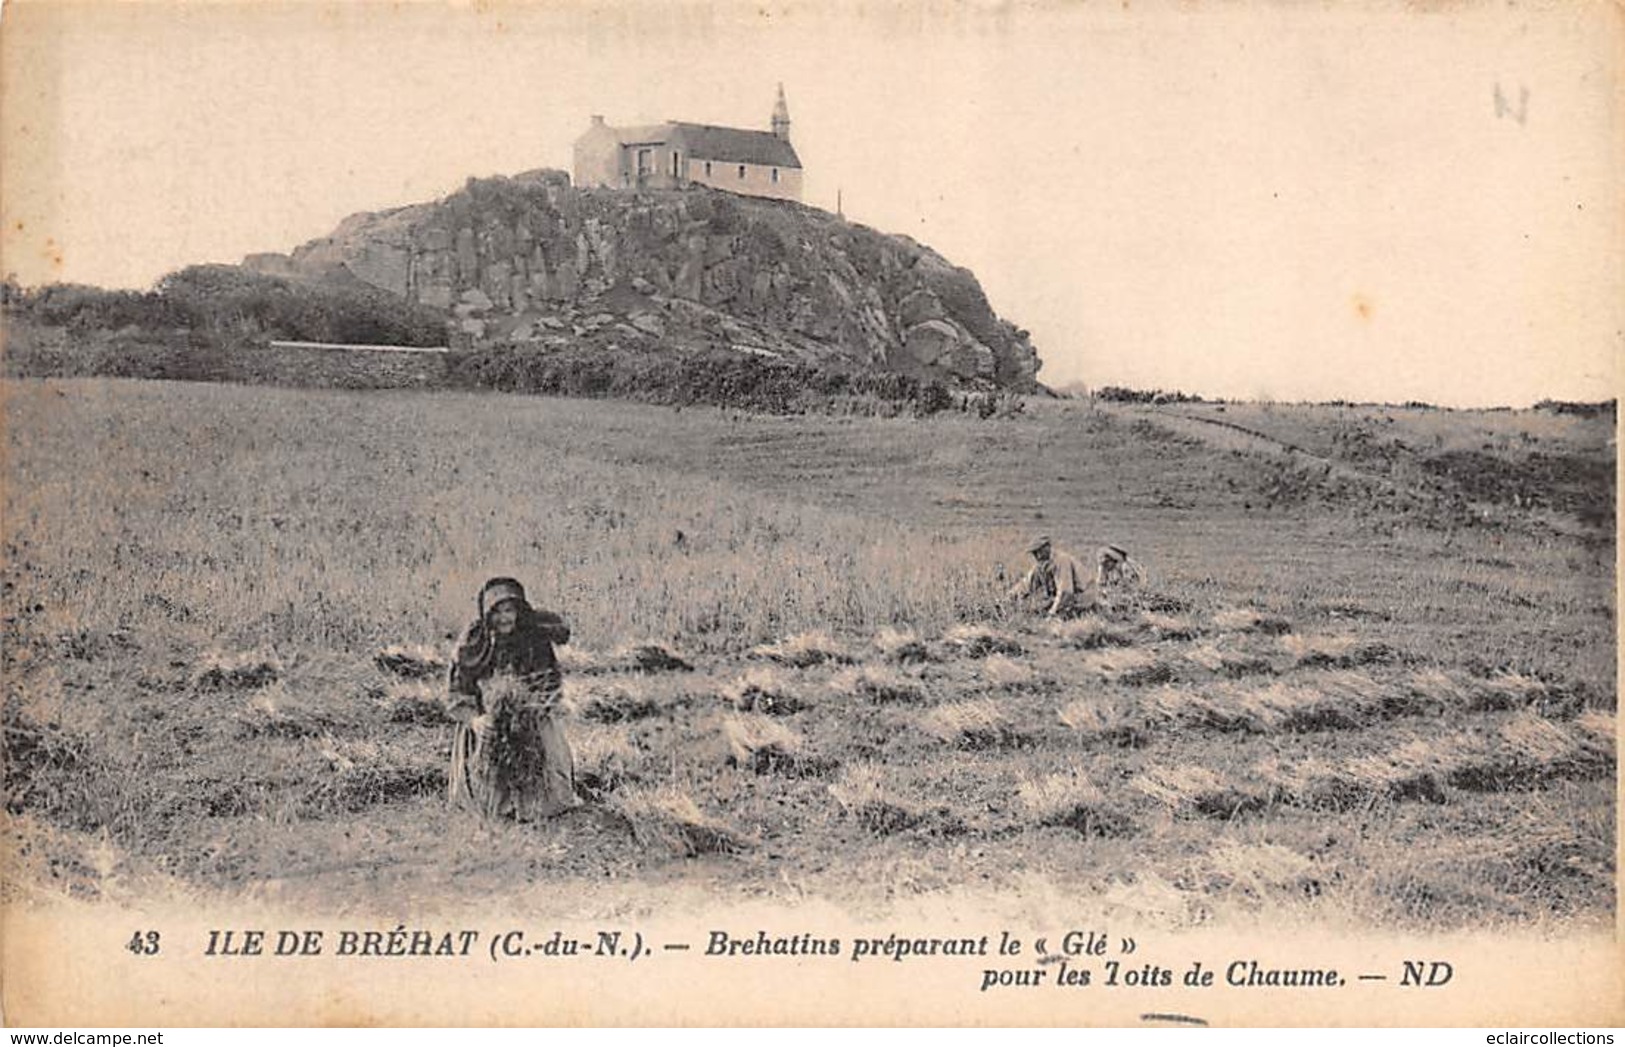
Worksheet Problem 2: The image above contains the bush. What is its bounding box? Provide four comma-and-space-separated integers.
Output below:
6, 267, 449, 349
1097, 385, 1206, 404
6, 284, 186, 332
156, 266, 448, 346
1534, 399, 1616, 419
8, 265, 1004, 419
444, 344, 962, 417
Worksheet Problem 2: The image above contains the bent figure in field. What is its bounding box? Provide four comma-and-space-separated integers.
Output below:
1095, 544, 1147, 589
1008, 535, 1093, 618
445, 577, 580, 821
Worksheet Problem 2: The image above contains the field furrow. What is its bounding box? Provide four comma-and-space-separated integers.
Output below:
3, 378, 1614, 929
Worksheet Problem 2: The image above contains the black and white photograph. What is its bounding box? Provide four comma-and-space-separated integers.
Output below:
1, 0, 1619, 1028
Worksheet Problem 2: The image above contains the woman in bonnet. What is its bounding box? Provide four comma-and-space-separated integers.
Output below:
445, 577, 579, 820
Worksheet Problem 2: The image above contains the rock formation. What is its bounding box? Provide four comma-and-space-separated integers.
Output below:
245, 170, 1042, 390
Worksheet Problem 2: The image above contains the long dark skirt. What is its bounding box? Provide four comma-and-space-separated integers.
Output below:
448, 704, 578, 821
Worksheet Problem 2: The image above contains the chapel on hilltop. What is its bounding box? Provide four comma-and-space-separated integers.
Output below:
572, 85, 803, 202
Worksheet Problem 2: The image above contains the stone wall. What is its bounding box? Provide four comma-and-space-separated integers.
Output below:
2, 325, 449, 392
231, 345, 447, 389
572, 118, 622, 190
685, 158, 802, 202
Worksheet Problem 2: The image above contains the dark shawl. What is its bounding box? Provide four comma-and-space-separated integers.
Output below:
448, 606, 570, 702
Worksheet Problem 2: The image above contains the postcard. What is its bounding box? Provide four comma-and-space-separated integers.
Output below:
2, 0, 1618, 1028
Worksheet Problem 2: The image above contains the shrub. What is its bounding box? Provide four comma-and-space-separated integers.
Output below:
1096, 385, 1206, 404
156, 266, 449, 346
444, 345, 964, 418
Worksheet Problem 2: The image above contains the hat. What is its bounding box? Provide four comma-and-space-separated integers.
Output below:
478, 577, 528, 617
1028, 535, 1052, 553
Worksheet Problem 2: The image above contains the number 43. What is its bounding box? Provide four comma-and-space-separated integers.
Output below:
126, 930, 161, 956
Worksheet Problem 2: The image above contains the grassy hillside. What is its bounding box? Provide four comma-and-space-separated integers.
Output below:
2, 378, 1614, 928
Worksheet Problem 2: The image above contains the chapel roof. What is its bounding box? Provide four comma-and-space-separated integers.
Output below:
669, 122, 802, 169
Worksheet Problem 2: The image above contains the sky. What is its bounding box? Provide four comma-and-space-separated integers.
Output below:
2, 0, 1620, 406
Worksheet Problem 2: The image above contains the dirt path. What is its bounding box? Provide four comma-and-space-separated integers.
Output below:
1115, 404, 1425, 503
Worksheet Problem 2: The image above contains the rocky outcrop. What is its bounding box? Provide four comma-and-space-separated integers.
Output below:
245, 170, 1042, 390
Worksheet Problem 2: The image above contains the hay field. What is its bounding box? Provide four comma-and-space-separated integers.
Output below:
3, 378, 1615, 928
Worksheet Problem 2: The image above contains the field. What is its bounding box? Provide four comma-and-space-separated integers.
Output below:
2, 378, 1615, 930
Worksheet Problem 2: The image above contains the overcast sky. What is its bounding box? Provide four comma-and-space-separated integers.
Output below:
3, 1, 1619, 405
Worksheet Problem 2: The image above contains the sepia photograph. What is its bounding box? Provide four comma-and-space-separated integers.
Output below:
1, 0, 1619, 1028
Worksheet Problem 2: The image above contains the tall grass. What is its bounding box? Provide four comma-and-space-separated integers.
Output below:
1017, 771, 1130, 836
3, 378, 1614, 927
1, 381, 1013, 658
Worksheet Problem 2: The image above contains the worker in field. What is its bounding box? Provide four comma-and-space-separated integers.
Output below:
1008, 535, 1093, 618
1095, 543, 1147, 588
445, 577, 580, 821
